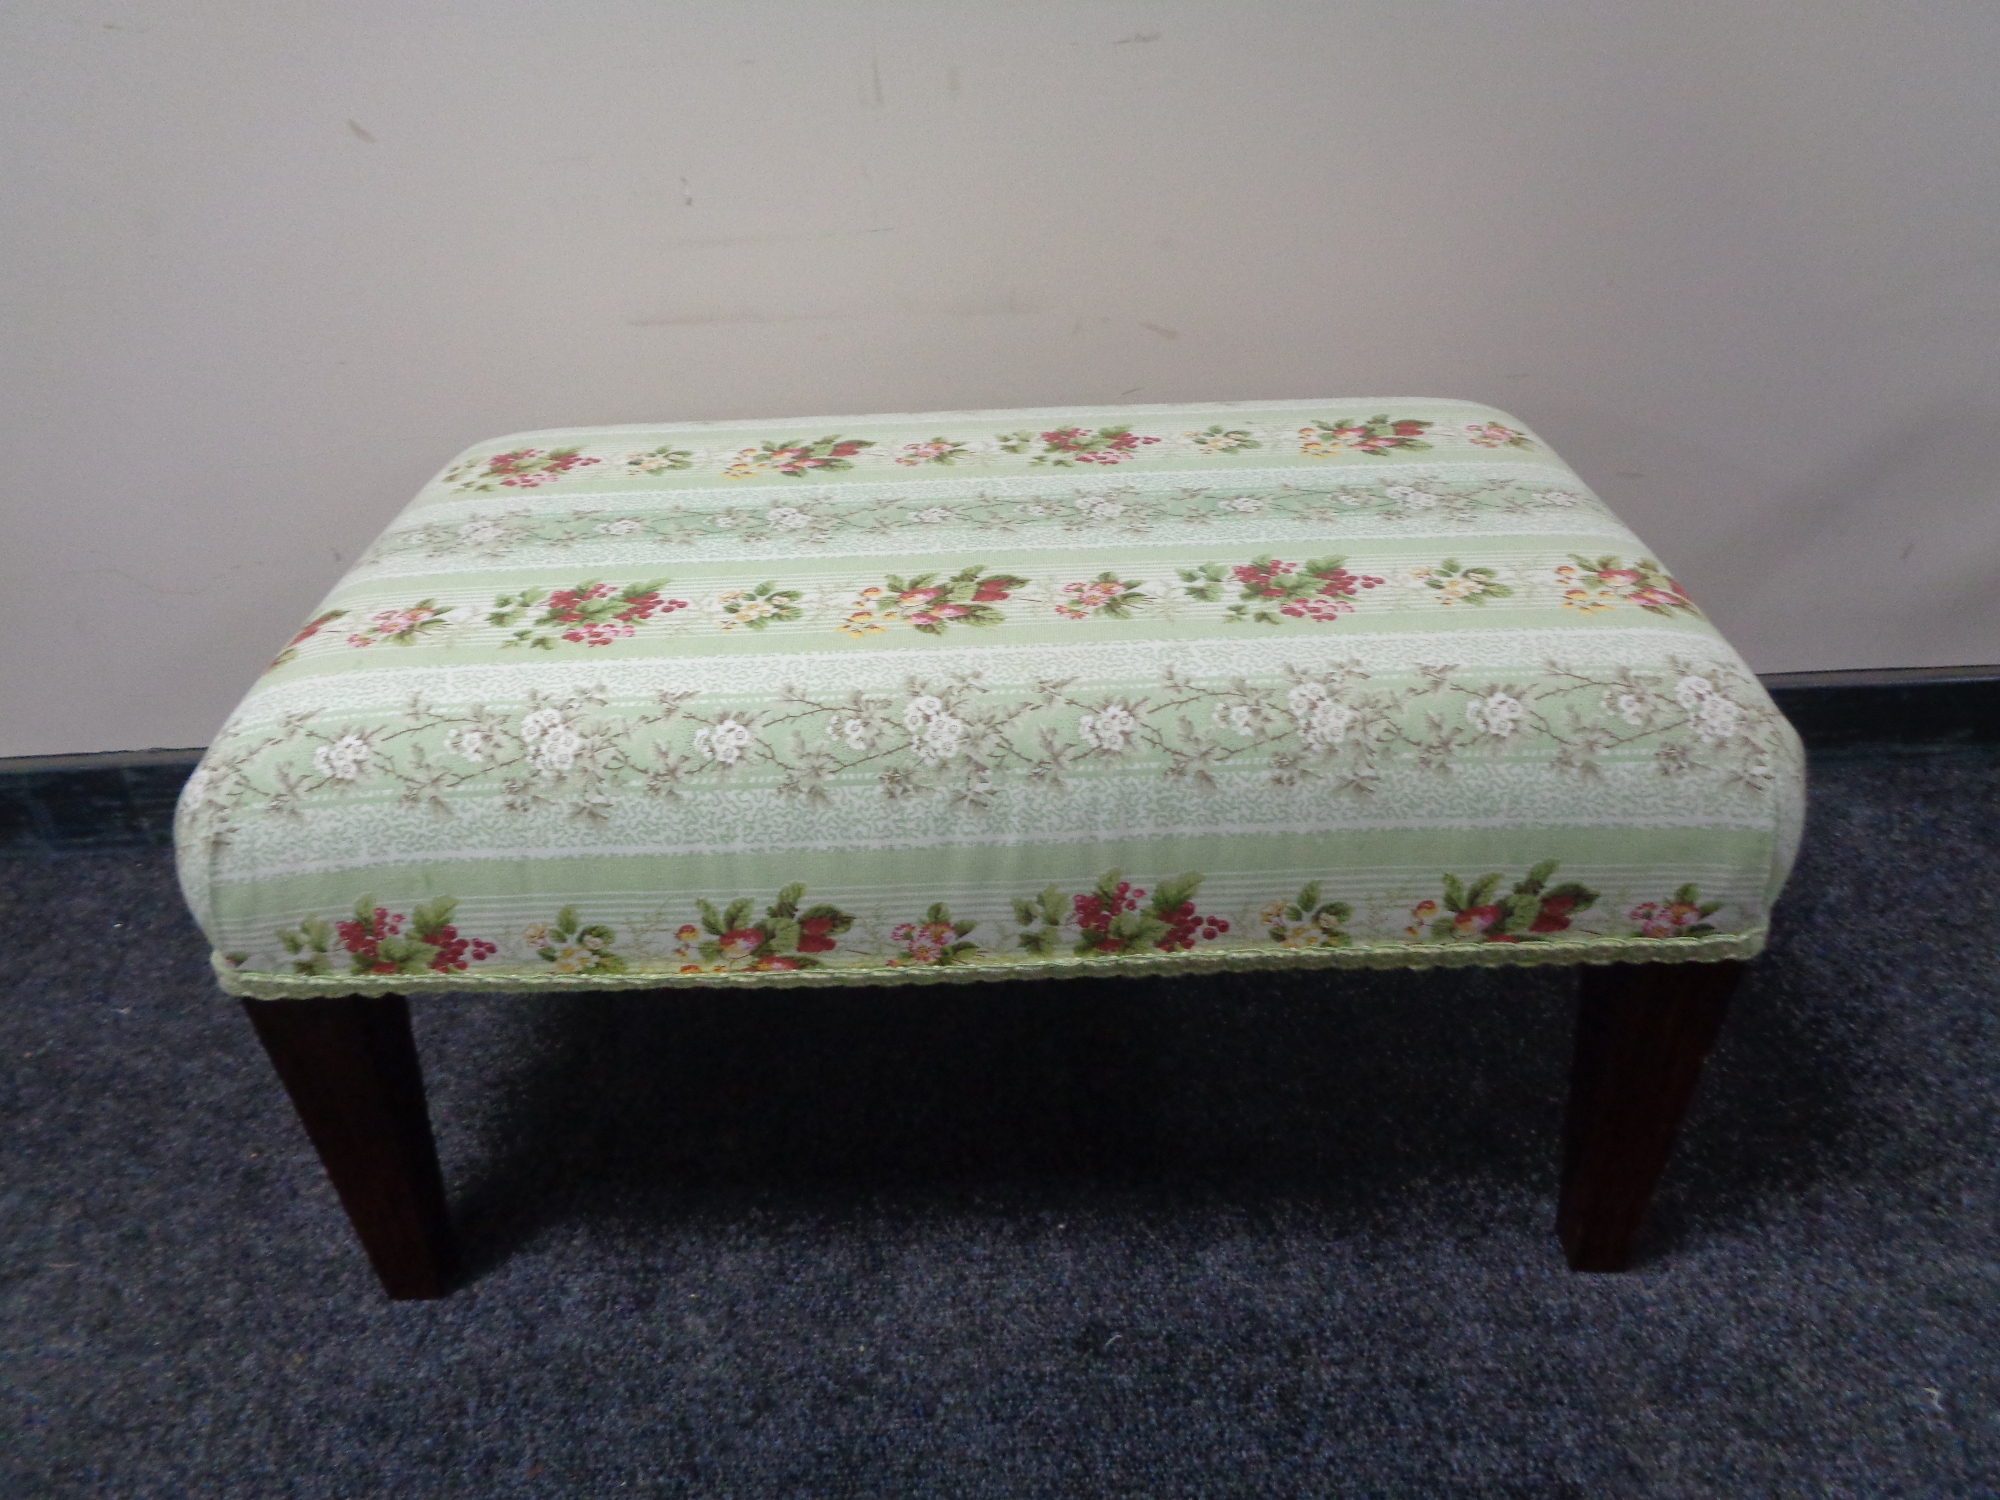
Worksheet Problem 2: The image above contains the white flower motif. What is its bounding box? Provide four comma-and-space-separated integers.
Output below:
922, 716, 965, 763
444, 728, 486, 763
692, 717, 752, 767
1613, 694, 1649, 727
1075, 496, 1126, 521
1018, 503, 1049, 518
519, 708, 579, 772
1695, 694, 1741, 745
1675, 676, 1716, 709
1304, 700, 1356, 749
1743, 759, 1776, 791
766, 506, 812, 530
312, 734, 371, 781
829, 715, 875, 751
458, 520, 506, 546
1384, 485, 1439, 509
1284, 682, 1356, 748
1078, 703, 1140, 752
1466, 691, 1524, 738
522, 924, 550, 948
596, 517, 644, 536
1532, 490, 1580, 508
1216, 702, 1257, 737
440, 606, 478, 627
531, 723, 580, 772
903, 694, 965, 764
1216, 495, 1265, 514
908, 506, 956, 524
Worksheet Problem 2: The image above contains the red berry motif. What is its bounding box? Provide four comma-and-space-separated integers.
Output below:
996, 425, 1163, 468
290, 896, 499, 978
450, 446, 602, 491
1181, 555, 1384, 625
1018, 871, 1228, 958
490, 579, 688, 650
1158, 899, 1230, 953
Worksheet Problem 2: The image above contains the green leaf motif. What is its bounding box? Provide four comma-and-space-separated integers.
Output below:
411, 897, 458, 940
1150, 872, 1204, 917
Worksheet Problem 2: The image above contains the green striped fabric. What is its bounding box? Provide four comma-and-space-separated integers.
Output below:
175, 399, 1804, 997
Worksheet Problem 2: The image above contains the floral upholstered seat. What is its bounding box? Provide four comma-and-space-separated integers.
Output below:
176, 399, 1804, 997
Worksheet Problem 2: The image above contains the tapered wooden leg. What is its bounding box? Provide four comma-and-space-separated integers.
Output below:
1557, 960, 1743, 1272
242, 994, 457, 1299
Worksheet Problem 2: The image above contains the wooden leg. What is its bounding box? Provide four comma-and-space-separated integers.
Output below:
1557, 960, 1743, 1272
242, 994, 457, 1299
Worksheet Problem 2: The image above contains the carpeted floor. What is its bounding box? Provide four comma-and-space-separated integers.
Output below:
4, 751, 1997, 1497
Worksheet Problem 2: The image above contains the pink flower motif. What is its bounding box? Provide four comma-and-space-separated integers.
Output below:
1453, 904, 1503, 938
893, 439, 962, 467
891, 919, 958, 964
1629, 899, 1705, 939
1055, 577, 1139, 620
1465, 421, 1529, 449
718, 928, 763, 957
1628, 587, 1684, 611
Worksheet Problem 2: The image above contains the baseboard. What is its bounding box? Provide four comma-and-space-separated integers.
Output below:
1759, 664, 2000, 757
4, 668, 1995, 855
1, 748, 204, 857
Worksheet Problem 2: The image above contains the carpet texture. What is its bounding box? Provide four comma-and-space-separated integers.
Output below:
4, 751, 1997, 1496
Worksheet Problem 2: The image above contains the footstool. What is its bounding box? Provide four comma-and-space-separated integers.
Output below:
175, 398, 1804, 1297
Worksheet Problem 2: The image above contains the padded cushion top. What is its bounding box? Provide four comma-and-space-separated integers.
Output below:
176, 399, 1804, 996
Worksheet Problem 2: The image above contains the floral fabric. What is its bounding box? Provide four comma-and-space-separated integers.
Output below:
176, 399, 1804, 997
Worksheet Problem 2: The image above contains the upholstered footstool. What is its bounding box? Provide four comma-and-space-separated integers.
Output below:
176, 399, 1803, 1297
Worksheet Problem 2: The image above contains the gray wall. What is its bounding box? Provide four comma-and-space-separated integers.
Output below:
4, 0, 1997, 758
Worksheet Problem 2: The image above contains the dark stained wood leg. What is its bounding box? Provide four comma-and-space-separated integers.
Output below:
242, 994, 457, 1299
1558, 960, 1744, 1272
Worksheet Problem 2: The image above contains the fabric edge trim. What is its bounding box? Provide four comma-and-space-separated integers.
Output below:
213, 929, 1766, 1000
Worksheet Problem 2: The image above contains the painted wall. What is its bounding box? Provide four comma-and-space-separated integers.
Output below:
4, 0, 1997, 757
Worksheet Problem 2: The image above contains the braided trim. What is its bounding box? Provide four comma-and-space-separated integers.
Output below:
214, 928, 1764, 1001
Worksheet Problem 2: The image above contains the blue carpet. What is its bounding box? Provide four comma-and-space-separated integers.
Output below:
4, 750, 1997, 1496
